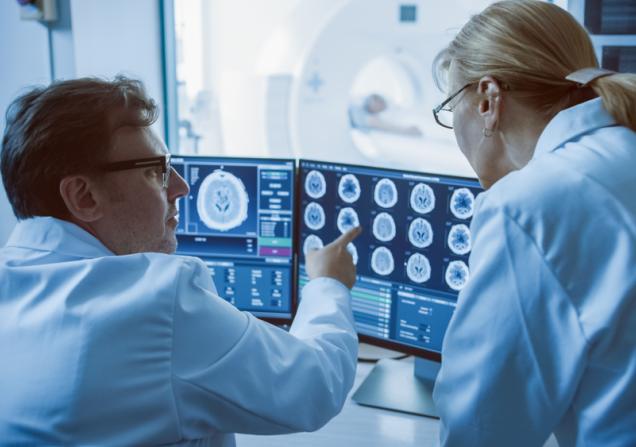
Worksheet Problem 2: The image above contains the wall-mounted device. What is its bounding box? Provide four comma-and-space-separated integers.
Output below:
18, 0, 57, 22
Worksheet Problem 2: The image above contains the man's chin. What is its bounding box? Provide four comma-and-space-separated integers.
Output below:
167, 234, 179, 254
153, 233, 178, 255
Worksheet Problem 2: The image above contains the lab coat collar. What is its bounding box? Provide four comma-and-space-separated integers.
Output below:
533, 97, 616, 160
5, 216, 114, 259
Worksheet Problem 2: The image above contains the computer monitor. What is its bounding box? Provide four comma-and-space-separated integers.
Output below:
296, 159, 483, 416
172, 156, 296, 322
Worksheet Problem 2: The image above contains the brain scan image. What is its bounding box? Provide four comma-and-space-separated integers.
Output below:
338, 174, 361, 203
406, 253, 431, 284
304, 202, 326, 230
305, 170, 327, 199
408, 218, 434, 249
374, 178, 398, 208
337, 207, 360, 234
450, 188, 475, 219
410, 183, 436, 214
197, 170, 249, 231
346, 242, 359, 265
372, 212, 396, 242
445, 260, 470, 291
448, 224, 472, 255
303, 234, 324, 256
371, 246, 395, 276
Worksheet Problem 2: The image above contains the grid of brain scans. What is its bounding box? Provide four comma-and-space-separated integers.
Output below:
298, 160, 483, 353
172, 156, 295, 320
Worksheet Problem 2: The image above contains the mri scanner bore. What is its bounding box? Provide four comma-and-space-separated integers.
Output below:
297, 160, 483, 353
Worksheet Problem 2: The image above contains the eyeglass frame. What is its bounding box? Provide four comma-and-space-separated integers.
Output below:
97, 154, 172, 188
432, 83, 473, 129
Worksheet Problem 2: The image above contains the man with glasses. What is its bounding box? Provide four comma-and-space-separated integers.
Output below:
0, 76, 361, 446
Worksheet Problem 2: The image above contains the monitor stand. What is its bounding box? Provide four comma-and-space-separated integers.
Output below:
351, 356, 440, 418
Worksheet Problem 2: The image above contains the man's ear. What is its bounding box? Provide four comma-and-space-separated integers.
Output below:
59, 175, 104, 223
476, 75, 503, 133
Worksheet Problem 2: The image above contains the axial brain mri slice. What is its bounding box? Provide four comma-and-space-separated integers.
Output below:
371, 246, 395, 276
304, 202, 326, 230
303, 234, 324, 256
197, 169, 249, 231
338, 174, 361, 203
337, 207, 360, 234
408, 217, 434, 249
372, 212, 396, 242
305, 170, 327, 199
406, 253, 431, 284
450, 187, 475, 219
445, 260, 470, 291
374, 178, 398, 208
410, 183, 436, 214
447, 224, 471, 255
346, 242, 359, 265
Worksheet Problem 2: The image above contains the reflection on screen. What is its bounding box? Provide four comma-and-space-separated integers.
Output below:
297, 160, 482, 354
173, 156, 295, 320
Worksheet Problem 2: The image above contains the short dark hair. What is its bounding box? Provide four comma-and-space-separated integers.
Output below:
1, 76, 159, 220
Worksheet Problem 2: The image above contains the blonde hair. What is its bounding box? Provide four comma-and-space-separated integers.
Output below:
434, 0, 636, 131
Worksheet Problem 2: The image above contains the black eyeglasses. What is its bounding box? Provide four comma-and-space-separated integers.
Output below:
98, 154, 172, 188
432, 83, 472, 129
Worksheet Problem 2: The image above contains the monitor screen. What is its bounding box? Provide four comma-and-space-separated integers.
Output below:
173, 156, 296, 321
297, 159, 483, 360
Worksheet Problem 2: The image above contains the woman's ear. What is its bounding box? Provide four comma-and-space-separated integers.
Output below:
59, 175, 104, 223
477, 76, 504, 133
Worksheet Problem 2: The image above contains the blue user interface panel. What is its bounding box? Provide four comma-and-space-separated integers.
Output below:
173, 156, 295, 320
297, 160, 482, 355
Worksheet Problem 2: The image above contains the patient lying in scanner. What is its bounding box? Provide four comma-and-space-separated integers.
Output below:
348, 93, 423, 137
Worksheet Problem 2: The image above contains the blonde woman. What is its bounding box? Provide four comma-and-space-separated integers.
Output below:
430, 1, 636, 446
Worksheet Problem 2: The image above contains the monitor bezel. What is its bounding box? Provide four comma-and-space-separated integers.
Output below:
296, 158, 481, 363
172, 154, 298, 325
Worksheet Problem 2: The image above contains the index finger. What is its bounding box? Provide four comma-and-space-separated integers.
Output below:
334, 226, 362, 246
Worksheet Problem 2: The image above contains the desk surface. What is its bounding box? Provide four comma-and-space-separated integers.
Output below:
236, 355, 560, 447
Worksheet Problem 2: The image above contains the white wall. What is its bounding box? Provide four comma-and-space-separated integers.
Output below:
70, 0, 165, 136
0, 1, 51, 245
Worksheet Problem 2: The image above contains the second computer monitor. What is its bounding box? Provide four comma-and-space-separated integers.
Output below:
173, 156, 296, 321
297, 159, 483, 360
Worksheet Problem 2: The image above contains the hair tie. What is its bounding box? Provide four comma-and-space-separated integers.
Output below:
565, 68, 615, 87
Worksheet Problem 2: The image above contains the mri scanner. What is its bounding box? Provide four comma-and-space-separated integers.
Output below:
218, 0, 492, 177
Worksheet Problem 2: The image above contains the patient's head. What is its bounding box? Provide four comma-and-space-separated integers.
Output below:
364, 94, 388, 114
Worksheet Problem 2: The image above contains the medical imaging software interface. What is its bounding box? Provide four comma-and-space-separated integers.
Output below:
173, 156, 295, 319
298, 160, 482, 353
